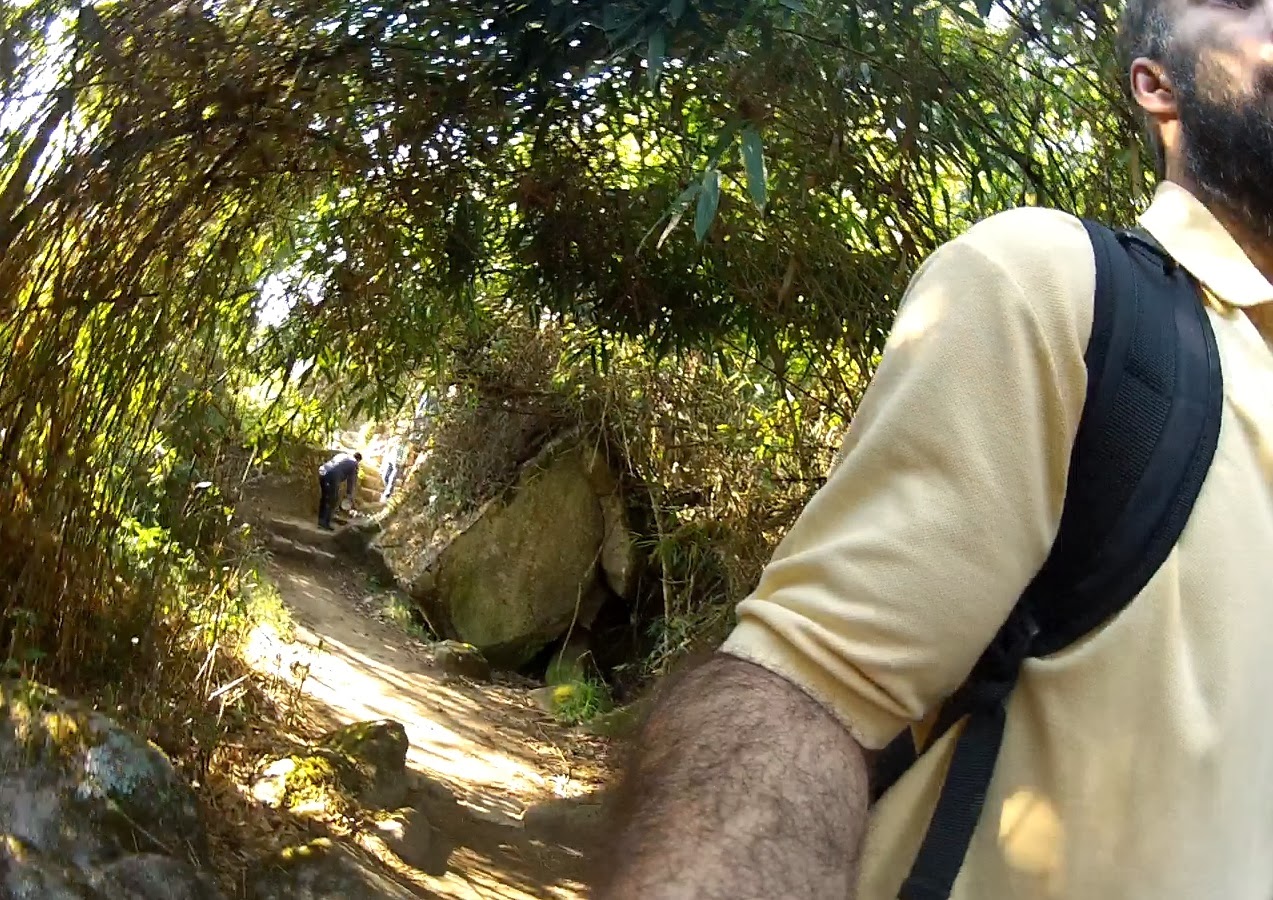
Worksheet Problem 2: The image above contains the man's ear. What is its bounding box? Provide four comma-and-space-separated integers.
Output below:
1130, 57, 1178, 119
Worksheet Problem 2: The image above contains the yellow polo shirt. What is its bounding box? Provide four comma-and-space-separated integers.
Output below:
722, 181, 1273, 899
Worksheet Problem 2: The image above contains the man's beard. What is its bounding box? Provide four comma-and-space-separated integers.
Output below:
1172, 53, 1273, 237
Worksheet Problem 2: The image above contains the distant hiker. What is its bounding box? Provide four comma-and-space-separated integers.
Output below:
317, 451, 361, 531
380, 437, 408, 502
410, 388, 439, 444
601, 0, 1273, 898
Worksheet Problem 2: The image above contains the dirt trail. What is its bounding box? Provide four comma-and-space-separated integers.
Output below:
242, 506, 611, 899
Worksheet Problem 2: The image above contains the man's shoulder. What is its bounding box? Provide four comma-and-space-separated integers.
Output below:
893, 205, 1097, 358
945, 205, 1093, 273
911, 205, 1098, 325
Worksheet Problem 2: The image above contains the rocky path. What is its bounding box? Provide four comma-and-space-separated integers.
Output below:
243, 508, 612, 899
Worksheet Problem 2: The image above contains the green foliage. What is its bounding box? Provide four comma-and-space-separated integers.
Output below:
740, 126, 767, 211
380, 593, 433, 642
382, 307, 860, 679
0, 0, 1153, 717
552, 678, 614, 726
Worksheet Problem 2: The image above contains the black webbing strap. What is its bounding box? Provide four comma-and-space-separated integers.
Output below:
897, 609, 1037, 900
881, 221, 1223, 900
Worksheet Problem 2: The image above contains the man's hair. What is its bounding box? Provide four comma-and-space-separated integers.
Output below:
354, 452, 363, 461
1117, 0, 1174, 178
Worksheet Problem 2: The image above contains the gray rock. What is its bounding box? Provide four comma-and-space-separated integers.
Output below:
89, 852, 222, 899
370, 808, 442, 873
247, 839, 417, 900
528, 686, 559, 714
433, 641, 491, 682
598, 491, 639, 599
348, 516, 383, 538
265, 533, 338, 567
580, 444, 640, 599
522, 794, 609, 842
584, 699, 650, 739
265, 517, 335, 549
0, 833, 99, 899
0, 680, 207, 870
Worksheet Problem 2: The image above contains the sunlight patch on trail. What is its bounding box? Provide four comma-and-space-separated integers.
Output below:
241, 565, 598, 825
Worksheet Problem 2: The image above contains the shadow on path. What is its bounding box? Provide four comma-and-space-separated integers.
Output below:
241, 537, 611, 900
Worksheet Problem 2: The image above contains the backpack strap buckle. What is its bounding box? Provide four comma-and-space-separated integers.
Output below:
962, 609, 1039, 711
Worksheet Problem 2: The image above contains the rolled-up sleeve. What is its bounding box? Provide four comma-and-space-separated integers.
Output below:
721, 207, 1096, 750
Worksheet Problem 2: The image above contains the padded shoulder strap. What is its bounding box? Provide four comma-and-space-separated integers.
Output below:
1024, 221, 1224, 654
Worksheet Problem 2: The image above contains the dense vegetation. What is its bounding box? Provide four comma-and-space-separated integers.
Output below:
0, 0, 1148, 747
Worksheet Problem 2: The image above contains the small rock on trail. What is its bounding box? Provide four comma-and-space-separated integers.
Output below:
252, 719, 411, 814
432, 640, 492, 682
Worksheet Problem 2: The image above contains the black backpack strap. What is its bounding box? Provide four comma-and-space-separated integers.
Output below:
873, 220, 1223, 900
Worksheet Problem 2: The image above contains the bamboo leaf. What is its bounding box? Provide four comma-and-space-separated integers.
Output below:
740, 126, 767, 211
647, 28, 666, 89
640, 181, 703, 251
694, 168, 720, 242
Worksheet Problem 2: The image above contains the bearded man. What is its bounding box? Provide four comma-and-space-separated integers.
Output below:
598, 0, 1273, 897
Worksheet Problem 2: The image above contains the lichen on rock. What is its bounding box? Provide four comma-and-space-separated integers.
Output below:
432, 641, 492, 682
0, 680, 219, 897
0, 679, 207, 869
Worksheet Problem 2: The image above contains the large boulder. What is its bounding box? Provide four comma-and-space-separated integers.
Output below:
598, 492, 638, 598
414, 445, 610, 667
0, 680, 219, 898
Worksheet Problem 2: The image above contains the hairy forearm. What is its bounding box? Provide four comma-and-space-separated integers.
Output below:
596, 653, 870, 899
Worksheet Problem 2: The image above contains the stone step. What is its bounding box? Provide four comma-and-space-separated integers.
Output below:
265, 516, 338, 550
265, 533, 338, 567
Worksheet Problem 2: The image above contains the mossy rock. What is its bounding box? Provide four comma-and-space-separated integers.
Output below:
253, 720, 409, 814
425, 446, 607, 668
319, 720, 409, 811
252, 751, 359, 817
433, 641, 491, 682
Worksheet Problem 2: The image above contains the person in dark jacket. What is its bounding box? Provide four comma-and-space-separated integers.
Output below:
317, 451, 361, 530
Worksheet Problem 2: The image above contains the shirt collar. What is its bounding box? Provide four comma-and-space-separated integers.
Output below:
1138, 181, 1273, 308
